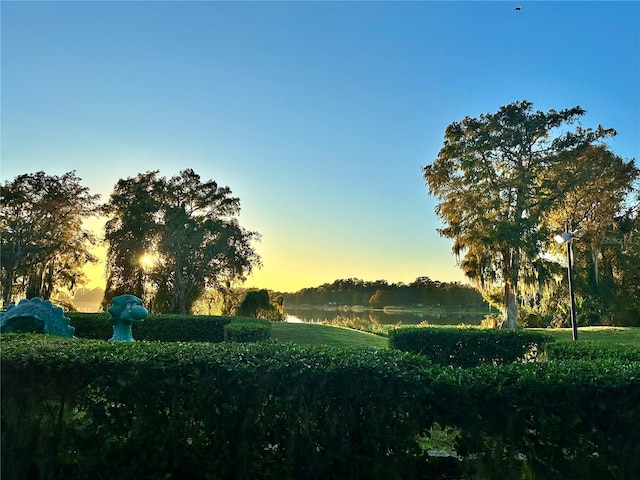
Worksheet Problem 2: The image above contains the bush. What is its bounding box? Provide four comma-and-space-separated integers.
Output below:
2, 334, 639, 480
67, 312, 112, 338
224, 318, 271, 342
234, 290, 285, 321
388, 326, 554, 367
518, 306, 548, 328
1, 335, 437, 480
545, 340, 640, 362
69, 313, 237, 343
436, 359, 640, 479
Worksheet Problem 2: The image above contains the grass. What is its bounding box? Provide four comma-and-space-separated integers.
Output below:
271, 322, 640, 349
534, 326, 640, 348
271, 322, 388, 349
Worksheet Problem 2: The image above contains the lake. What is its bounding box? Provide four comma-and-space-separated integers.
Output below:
284, 306, 487, 326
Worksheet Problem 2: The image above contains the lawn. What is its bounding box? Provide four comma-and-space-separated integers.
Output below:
271, 322, 388, 348
271, 322, 640, 349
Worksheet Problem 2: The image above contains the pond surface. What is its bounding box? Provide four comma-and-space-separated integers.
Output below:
284, 306, 486, 326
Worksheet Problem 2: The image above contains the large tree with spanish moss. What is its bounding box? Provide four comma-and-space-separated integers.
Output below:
423, 100, 618, 328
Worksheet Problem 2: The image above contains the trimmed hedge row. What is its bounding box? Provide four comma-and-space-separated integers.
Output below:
388, 326, 554, 367
2, 334, 639, 480
438, 358, 640, 479
68, 313, 270, 343
545, 339, 640, 362
224, 320, 271, 342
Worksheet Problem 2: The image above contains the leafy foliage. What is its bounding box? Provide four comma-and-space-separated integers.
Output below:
235, 289, 285, 321
543, 145, 640, 326
69, 312, 269, 343
223, 319, 272, 342
388, 326, 553, 367
423, 100, 620, 328
102, 171, 161, 304
0, 171, 99, 307
102, 169, 261, 314
545, 339, 640, 362
282, 276, 487, 309
1, 334, 639, 480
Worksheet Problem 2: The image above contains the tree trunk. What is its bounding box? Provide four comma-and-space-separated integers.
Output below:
174, 260, 187, 315
592, 248, 600, 285
502, 281, 519, 329
2, 261, 16, 308
42, 261, 54, 300
26, 267, 44, 299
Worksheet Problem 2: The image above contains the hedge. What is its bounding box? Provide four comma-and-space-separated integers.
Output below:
68, 313, 269, 343
1, 335, 437, 480
545, 339, 640, 362
224, 319, 271, 342
2, 334, 639, 480
388, 326, 554, 367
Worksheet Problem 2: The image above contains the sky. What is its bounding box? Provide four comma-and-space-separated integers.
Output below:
2, 1, 639, 293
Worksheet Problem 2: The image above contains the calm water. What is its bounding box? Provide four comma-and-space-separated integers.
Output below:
284, 306, 485, 326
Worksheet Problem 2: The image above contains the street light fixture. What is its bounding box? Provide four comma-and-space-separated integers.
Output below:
555, 230, 578, 340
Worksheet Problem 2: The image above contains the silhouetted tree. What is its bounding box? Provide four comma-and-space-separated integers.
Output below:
235, 289, 284, 321
102, 169, 261, 314
102, 171, 161, 309
1, 171, 99, 307
424, 100, 616, 328
369, 288, 392, 308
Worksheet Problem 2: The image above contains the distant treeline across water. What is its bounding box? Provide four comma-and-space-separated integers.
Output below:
280, 277, 489, 311
284, 305, 487, 326
71, 277, 490, 321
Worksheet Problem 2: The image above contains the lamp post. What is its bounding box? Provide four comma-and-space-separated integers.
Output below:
554, 231, 578, 341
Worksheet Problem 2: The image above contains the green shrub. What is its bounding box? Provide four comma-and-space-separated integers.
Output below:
388, 326, 554, 367
234, 290, 285, 321
69, 313, 234, 342
67, 312, 112, 338
1, 335, 437, 480
517, 306, 548, 328
224, 318, 271, 342
545, 340, 640, 362
435, 359, 640, 479
2, 334, 638, 480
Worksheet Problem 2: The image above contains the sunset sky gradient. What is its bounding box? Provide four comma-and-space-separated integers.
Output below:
2, 1, 638, 293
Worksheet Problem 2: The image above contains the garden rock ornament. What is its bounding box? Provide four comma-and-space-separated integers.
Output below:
0, 297, 75, 337
107, 294, 148, 342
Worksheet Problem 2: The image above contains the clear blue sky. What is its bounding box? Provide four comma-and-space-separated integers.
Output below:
2, 1, 639, 293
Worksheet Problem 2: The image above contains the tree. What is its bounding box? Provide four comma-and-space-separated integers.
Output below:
544, 145, 639, 325
423, 100, 616, 328
102, 171, 162, 309
235, 289, 285, 321
102, 169, 261, 314
608, 198, 640, 324
369, 288, 392, 308
1, 171, 99, 307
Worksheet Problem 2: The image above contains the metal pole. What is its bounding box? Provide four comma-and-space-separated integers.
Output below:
566, 239, 578, 341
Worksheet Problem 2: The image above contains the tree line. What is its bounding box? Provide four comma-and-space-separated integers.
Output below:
1, 169, 260, 315
279, 277, 489, 310
2, 100, 638, 325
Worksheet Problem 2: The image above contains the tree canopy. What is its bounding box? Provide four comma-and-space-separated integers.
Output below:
235, 289, 285, 321
1, 171, 99, 307
102, 169, 261, 314
423, 100, 636, 327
